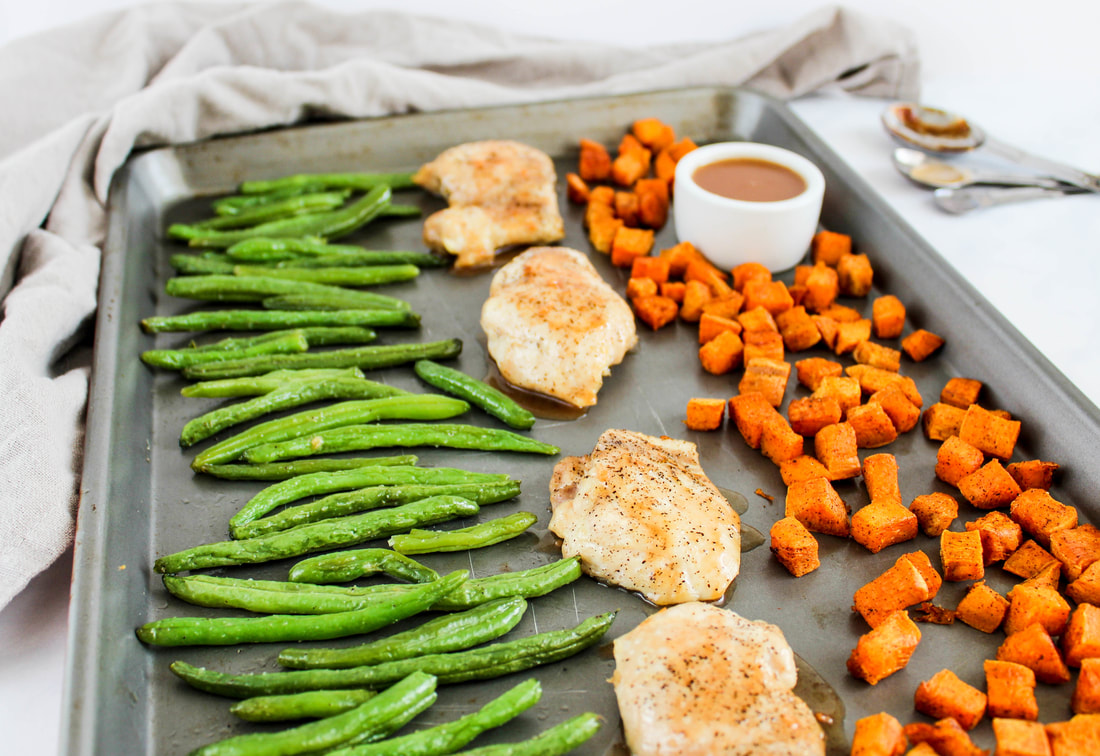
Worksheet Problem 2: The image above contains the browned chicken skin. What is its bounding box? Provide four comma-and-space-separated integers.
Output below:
413, 140, 565, 268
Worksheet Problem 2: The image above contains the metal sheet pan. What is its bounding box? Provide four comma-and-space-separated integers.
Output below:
64, 87, 1100, 755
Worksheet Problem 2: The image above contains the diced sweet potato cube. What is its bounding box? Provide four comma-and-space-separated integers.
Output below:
660, 241, 703, 277
787, 283, 807, 308
847, 610, 921, 685
813, 315, 839, 350
742, 278, 794, 316
923, 402, 967, 441
902, 329, 946, 362
786, 476, 850, 537
698, 330, 743, 374
958, 460, 1023, 510
936, 436, 985, 487
769, 516, 820, 577
578, 138, 612, 181
1006, 460, 1060, 491
760, 416, 804, 466
941, 377, 983, 408
667, 137, 697, 161
618, 132, 647, 157
914, 669, 987, 731
996, 622, 1071, 684
679, 279, 712, 322
610, 226, 655, 268
958, 404, 1021, 460
813, 376, 862, 417
838, 253, 874, 296
1004, 584, 1071, 637
654, 148, 676, 187
903, 718, 987, 756
864, 453, 901, 505
984, 660, 1038, 720
635, 178, 670, 228
1046, 714, 1100, 756
660, 280, 686, 303
565, 172, 590, 204
787, 396, 842, 437
1011, 489, 1078, 548
1063, 603, 1100, 668
910, 493, 959, 537
854, 341, 902, 372
738, 358, 790, 408
742, 330, 785, 364
868, 383, 921, 433
848, 402, 899, 448
802, 262, 840, 312
903, 551, 944, 598
818, 303, 863, 322
872, 295, 906, 339
851, 500, 918, 554
630, 255, 671, 284
626, 276, 659, 301
815, 422, 861, 481
736, 305, 778, 333
991, 718, 1051, 756
1003, 539, 1060, 579
775, 306, 821, 351
1051, 524, 1100, 582
779, 455, 831, 486
1072, 658, 1100, 714
853, 557, 932, 628
633, 295, 678, 331
587, 215, 623, 254
614, 190, 640, 226
632, 117, 675, 152
729, 392, 782, 449
811, 229, 851, 266
1068, 561, 1100, 606
957, 582, 1009, 634
700, 291, 745, 319
731, 262, 771, 292
685, 258, 734, 299
796, 357, 843, 391
852, 712, 907, 756
611, 147, 651, 186
941, 529, 985, 581
698, 312, 742, 345
965, 511, 1023, 565
835, 319, 873, 355
684, 398, 725, 431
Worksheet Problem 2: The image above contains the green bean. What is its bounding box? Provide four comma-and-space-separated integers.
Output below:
141, 331, 309, 370
170, 611, 616, 697
239, 172, 417, 195
184, 184, 392, 248
145, 308, 420, 334
192, 394, 468, 469
390, 512, 537, 555
181, 378, 409, 447
137, 571, 466, 646
259, 293, 409, 311
189, 671, 437, 756
199, 456, 419, 481
281, 252, 446, 269
153, 496, 481, 573
182, 368, 368, 397
227, 238, 445, 268
452, 713, 601, 756
213, 189, 329, 215
165, 274, 411, 310
413, 361, 534, 430
324, 679, 541, 756
171, 192, 350, 238
379, 204, 421, 218
242, 423, 560, 464
288, 548, 439, 585
232, 264, 419, 287
431, 557, 582, 612
236, 479, 520, 540
163, 573, 447, 615
230, 689, 377, 723
279, 597, 528, 670
228, 463, 502, 535
170, 252, 236, 275
182, 339, 463, 381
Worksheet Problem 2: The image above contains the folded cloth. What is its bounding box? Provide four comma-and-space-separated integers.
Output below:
0, 2, 919, 607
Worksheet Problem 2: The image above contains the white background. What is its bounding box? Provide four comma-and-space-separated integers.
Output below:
2, 1, 1099, 753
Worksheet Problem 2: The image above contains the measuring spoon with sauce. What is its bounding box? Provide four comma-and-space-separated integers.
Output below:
892, 148, 1064, 190
882, 102, 1100, 193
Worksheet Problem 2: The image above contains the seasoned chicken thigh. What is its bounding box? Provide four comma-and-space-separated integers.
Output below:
413, 140, 565, 268
612, 603, 825, 756
480, 247, 636, 408
548, 429, 739, 604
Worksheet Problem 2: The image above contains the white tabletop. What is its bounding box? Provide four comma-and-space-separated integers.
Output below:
2, 2, 1099, 753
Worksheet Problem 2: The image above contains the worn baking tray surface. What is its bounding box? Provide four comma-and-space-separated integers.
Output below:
65, 87, 1100, 754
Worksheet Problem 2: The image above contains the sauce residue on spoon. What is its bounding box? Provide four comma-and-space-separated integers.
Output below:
909, 160, 968, 186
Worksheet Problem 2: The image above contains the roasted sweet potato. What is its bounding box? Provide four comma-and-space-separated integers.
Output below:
779, 455, 831, 486
631, 117, 675, 152
901, 329, 945, 362
685, 258, 733, 298
941, 529, 985, 582
738, 357, 790, 407
626, 276, 659, 301
835, 319, 873, 355
684, 398, 725, 431
847, 402, 899, 448
1063, 603, 1100, 668
940, 377, 982, 408
990, 718, 1051, 756
1045, 714, 1100, 755
1010, 489, 1078, 548
587, 214, 623, 254
769, 516, 820, 577
914, 669, 987, 731
922, 402, 967, 441
635, 177, 670, 228
700, 290, 745, 319
958, 404, 1021, 460
787, 396, 842, 437
785, 476, 850, 538
760, 415, 804, 466
565, 172, 590, 204
872, 295, 906, 340
731, 262, 772, 292
633, 294, 678, 331
742, 330, 785, 364
795, 356, 843, 391
775, 305, 821, 351
697, 312, 742, 345
1067, 561, 1100, 606
868, 383, 921, 433
965, 511, 1023, 565
936, 436, 985, 488
996, 622, 1071, 684
1004, 584, 1071, 637
956, 581, 1010, 634
853, 554, 931, 627
630, 254, 671, 284
679, 279, 712, 322
958, 459, 1023, 510
1003, 539, 1060, 579
578, 138, 612, 181
851, 712, 907, 756
802, 262, 840, 312
851, 500, 919, 554
838, 253, 874, 297
660, 241, 703, 277
814, 421, 862, 480
811, 229, 851, 266
1050, 524, 1100, 582
610, 226, 655, 268
847, 610, 921, 685
863, 453, 901, 504
1006, 460, 1060, 491
729, 392, 782, 450
984, 659, 1039, 720
910, 493, 959, 537
854, 340, 902, 372
698, 330, 743, 374
1072, 658, 1100, 715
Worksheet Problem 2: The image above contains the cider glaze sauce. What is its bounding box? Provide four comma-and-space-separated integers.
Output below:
693, 157, 806, 202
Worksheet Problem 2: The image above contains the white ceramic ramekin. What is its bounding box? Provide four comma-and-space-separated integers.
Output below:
673, 142, 825, 272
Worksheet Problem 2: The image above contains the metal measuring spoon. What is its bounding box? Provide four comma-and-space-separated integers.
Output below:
933, 185, 1088, 214
883, 103, 1100, 193
892, 148, 1064, 190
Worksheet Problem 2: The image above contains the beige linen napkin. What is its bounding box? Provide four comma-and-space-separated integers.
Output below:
0, 2, 919, 607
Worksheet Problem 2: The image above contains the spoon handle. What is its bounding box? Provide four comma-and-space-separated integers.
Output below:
933, 186, 1085, 214
982, 136, 1100, 193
